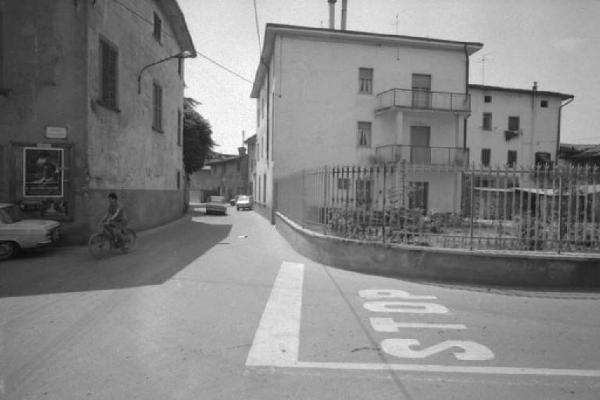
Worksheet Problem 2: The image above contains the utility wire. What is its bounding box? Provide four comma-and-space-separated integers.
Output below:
253, 0, 262, 54
196, 52, 253, 84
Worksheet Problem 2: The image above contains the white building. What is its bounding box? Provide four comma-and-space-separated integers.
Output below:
251, 24, 483, 216
467, 84, 574, 168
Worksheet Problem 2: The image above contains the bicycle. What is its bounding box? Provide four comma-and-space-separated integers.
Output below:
88, 223, 137, 259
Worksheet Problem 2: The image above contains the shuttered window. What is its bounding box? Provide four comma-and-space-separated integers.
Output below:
508, 116, 520, 131
153, 82, 163, 131
412, 74, 431, 90
481, 148, 491, 166
100, 39, 118, 109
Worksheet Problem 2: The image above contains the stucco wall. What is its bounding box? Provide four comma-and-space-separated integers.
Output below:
468, 88, 562, 166
86, 0, 185, 192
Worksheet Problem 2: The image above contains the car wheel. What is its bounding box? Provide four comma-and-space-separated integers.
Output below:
0, 241, 19, 261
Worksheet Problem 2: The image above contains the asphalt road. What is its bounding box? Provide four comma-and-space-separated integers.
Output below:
1, 206, 599, 400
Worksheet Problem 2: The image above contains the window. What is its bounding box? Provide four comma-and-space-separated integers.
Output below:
481, 148, 491, 166
358, 68, 373, 94
357, 122, 371, 148
176, 170, 181, 189
177, 109, 182, 146
99, 39, 118, 109
507, 150, 517, 167
178, 57, 184, 79
412, 74, 432, 108
535, 151, 551, 166
152, 82, 163, 131
484, 95, 492, 103
482, 113, 492, 131
541, 99, 548, 108
356, 179, 372, 205
153, 12, 162, 43
508, 116, 520, 131
337, 178, 350, 190
408, 182, 429, 211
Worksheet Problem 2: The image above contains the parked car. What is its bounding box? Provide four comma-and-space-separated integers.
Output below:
236, 195, 254, 211
0, 203, 61, 260
229, 196, 239, 206
205, 196, 227, 215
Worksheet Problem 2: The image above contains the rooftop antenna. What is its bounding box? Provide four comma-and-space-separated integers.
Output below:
476, 53, 493, 85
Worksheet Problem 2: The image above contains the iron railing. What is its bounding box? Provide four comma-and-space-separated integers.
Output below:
375, 145, 469, 167
275, 163, 600, 253
376, 88, 471, 113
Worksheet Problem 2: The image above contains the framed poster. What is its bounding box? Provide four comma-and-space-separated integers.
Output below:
23, 147, 64, 197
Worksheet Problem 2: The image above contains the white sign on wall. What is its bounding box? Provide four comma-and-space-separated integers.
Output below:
45, 126, 67, 139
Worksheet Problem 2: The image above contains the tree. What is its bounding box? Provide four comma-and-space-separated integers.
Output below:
183, 97, 215, 175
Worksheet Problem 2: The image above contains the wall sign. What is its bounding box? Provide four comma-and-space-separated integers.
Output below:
45, 126, 68, 139
23, 147, 64, 197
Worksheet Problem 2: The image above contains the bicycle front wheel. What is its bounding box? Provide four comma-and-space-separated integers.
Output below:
88, 233, 111, 259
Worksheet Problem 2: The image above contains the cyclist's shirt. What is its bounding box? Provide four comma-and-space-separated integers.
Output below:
107, 204, 126, 226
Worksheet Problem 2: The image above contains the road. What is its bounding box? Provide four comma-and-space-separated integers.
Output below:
1, 206, 599, 399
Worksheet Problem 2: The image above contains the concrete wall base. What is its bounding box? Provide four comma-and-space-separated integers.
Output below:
275, 212, 600, 290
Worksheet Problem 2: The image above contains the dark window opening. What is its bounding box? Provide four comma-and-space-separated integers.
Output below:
508, 116, 520, 131
99, 39, 118, 109
481, 148, 491, 167
507, 150, 517, 167
359, 68, 373, 94
482, 113, 492, 131
153, 82, 163, 131
153, 12, 162, 43
541, 100, 548, 108
357, 121, 371, 147
484, 95, 492, 103
408, 182, 429, 211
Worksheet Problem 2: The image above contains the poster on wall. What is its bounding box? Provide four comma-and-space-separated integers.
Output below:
23, 147, 64, 197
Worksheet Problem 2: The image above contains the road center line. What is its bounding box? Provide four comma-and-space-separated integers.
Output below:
246, 261, 304, 367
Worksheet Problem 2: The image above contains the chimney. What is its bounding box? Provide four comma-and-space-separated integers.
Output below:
341, 0, 347, 30
328, 0, 337, 29
532, 81, 538, 91
238, 147, 247, 157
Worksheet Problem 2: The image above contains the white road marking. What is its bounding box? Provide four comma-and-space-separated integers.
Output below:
363, 301, 449, 314
245, 263, 600, 377
246, 262, 304, 367
382, 338, 495, 361
360, 289, 437, 300
370, 317, 467, 332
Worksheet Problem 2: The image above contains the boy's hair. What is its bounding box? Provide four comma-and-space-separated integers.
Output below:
108, 192, 118, 200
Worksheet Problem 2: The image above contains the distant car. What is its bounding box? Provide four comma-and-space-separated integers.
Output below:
0, 203, 61, 260
236, 195, 253, 211
205, 196, 227, 215
229, 196, 239, 206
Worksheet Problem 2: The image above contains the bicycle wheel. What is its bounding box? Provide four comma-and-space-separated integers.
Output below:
88, 233, 111, 259
120, 229, 137, 252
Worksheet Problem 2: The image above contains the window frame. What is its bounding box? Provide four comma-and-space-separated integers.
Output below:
357, 121, 372, 148
481, 148, 491, 167
153, 12, 162, 43
508, 116, 520, 131
358, 68, 373, 94
177, 109, 182, 146
484, 95, 492, 103
540, 99, 548, 108
482, 112, 492, 131
98, 37, 119, 111
152, 81, 163, 132
507, 150, 517, 167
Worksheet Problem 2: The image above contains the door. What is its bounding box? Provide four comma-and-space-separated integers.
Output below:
410, 126, 431, 164
412, 74, 432, 109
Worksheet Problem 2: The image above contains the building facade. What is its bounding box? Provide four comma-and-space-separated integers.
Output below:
467, 84, 574, 168
245, 134, 257, 197
251, 24, 482, 216
0, 0, 195, 243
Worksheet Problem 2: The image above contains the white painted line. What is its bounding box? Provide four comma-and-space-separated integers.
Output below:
289, 361, 600, 378
370, 318, 467, 332
246, 262, 304, 367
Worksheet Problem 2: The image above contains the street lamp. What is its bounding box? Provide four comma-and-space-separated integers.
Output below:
137, 50, 194, 94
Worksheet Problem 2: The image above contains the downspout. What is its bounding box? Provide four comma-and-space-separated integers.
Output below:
260, 49, 272, 222
556, 96, 574, 162
463, 44, 470, 149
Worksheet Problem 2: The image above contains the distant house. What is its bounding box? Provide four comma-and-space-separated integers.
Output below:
251, 23, 483, 217
0, 0, 195, 243
559, 144, 600, 166
188, 148, 249, 203
468, 84, 574, 168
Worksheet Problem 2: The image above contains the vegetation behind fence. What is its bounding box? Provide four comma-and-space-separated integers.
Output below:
276, 163, 600, 253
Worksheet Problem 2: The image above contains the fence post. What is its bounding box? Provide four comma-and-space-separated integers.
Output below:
557, 170, 563, 254
382, 163, 387, 244
469, 168, 475, 251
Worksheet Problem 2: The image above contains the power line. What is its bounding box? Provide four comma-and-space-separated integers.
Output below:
253, 0, 262, 54
195, 52, 253, 84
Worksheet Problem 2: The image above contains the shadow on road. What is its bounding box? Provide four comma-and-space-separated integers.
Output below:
0, 214, 232, 298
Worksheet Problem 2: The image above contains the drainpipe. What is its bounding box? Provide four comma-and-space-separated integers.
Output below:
328, 0, 337, 29
463, 44, 470, 149
531, 81, 538, 164
341, 0, 347, 30
556, 96, 574, 162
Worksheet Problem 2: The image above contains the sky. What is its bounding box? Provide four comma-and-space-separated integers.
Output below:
178, 0, 600, 155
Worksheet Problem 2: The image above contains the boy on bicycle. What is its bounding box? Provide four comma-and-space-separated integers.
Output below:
102, 192, 127, 248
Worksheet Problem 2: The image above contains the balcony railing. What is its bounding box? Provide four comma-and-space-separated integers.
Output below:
375, 144, 469, 167
376, 88, 471, 113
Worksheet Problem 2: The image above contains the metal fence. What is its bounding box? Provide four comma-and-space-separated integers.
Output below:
276, 163, 600, 253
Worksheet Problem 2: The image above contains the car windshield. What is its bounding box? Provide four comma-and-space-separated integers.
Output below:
0, 205, 24, 223
238, 196, 250, 201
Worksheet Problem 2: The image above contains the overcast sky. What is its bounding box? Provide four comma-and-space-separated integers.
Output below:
178, 0, 600, 154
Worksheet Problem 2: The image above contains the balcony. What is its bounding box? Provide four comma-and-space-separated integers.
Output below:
375, 145, 470, 167
376, 88, 471, 114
